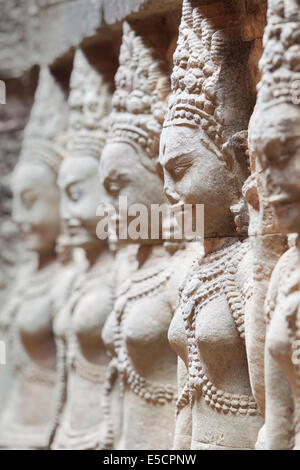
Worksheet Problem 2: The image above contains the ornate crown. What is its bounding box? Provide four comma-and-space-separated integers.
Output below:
255, 0, 300, 111
164, 0, 251, 160
20, 67, 68, 174
67, 48, 111, 161
106, 22, 170, 167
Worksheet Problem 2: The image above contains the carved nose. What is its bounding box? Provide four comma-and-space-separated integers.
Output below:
163, 172, 180, 205
164, 186, 180, 205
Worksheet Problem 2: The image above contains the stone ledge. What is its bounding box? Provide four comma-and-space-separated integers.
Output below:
0, 0, 182, 78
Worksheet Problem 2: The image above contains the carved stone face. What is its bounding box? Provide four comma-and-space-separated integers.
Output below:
159, 125, 238, 236
253, 104, 300, 234
99, 142, 166, 241
58, 156, 100, 248
12, 162, 60, 253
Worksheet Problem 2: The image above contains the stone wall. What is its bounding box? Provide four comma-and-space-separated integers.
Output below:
0, 0, 182, 304
1, 0, 300, 452
0, 0, 182, 78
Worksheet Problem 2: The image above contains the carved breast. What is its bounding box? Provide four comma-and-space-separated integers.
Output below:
72, 283, 113, 338
266, 249, 300, 371
17, 296, 52, 338
102, 311, 117, 356
172, 240, 254, 396
195, 295, 240, 348
123, 296, 172, 351
16, 293, 55, 366
267, 305, 291, 362
194, 294, 250, 392
168, 306, 187, 363
15, 264, 59, 353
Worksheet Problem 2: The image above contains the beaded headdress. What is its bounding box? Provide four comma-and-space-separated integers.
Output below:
164, 0, 252, 162
67, 48, 111, 161
255, 0, 300, 111
106, 22, 170, 169
20, 67, 68, 174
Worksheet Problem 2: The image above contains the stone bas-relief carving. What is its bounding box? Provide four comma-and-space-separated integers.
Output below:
0, 68, 40, 423
242, 149, 287, 448
2, 0, 300, 452
99, 21, 202, 450
160, 0, 265, 449
100, 244, 140, 450
51, 49, 116, 450
249, 0, 300, 450
0, 67, 68, 449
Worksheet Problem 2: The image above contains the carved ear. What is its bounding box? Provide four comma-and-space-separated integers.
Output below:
230, 198, 249, 236
224, 131, 250, 235
222, 130, 250, 181
242, 174, 260, 212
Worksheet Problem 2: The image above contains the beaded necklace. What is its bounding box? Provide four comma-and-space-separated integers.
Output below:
177, 238, 259, 417
113, 250, 186, 406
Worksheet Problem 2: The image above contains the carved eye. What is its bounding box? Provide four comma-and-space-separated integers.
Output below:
171, 159, 193, 181
104, 174, 130, 196
262, 136, 300, 171
105, 181, 121, 194
172, 166, 186, 179
104, 178, 121, 195
68, 185, 84, 202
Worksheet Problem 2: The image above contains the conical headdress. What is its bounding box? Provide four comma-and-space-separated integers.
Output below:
67, 48, 111, 160
20, 67, 68, 174
106, 22, 170, 169
255, 0, 300, 111
164, 0, 252, 161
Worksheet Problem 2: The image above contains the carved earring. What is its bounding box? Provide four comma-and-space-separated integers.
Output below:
230, 198, 249, 236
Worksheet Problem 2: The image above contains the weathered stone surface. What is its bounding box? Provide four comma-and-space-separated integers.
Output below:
1, 0, 300, 453
52, 48, 115, 450
0, 72, 38, 308
0, 0, 39, 78
0, 0, 182, 77
98, 21, 185, 450
103, 0, 181, 24
0, 68, 68, 449
249, 0, 300, 450
160, 0, 266, 449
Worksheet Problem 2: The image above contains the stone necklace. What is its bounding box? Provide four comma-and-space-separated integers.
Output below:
113, 250, 181, 406
177, 238, 258, 417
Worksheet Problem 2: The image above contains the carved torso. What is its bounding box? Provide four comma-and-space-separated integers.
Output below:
265, 246, 300, 449
169, 238, 263, 449
0, 261, 62, 449
100, 245, 139, 450
112, 243, 199, 450
52, 249, 114, 450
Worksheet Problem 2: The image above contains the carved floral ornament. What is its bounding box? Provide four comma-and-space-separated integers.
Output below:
161, 0, 252, 236
0, 64, 69, 450
67, 48, 111, 161
164, 0, 249, 157
107, 22, 170, 168
19, 66, 68, 175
